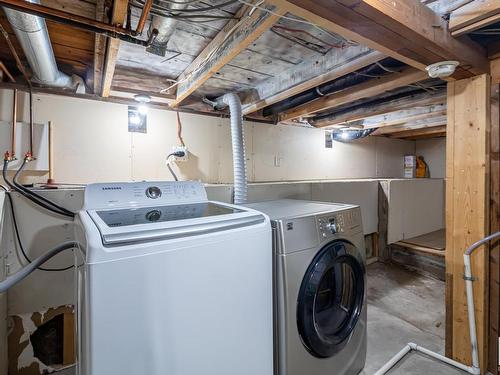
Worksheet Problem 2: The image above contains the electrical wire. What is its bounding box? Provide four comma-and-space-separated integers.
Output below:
5, 191, 76, 272
166, 153, 179, 181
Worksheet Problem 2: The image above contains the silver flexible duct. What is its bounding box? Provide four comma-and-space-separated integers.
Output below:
146, 3, 187, 56
3, 0, 85, 92
216, 93, 248, 205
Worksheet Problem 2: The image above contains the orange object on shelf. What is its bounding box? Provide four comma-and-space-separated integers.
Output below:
416, 156, 429, 178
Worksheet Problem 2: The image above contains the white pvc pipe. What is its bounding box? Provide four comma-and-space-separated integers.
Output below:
216, 93, 248, 205
374, 231, 500, 375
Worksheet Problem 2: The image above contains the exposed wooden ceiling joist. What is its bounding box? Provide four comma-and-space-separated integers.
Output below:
390, 125, 447, 139
361, 105, 447, 130
170, 4, 286, 108
101, 0, 128, 98
93, 0, 106, 95
264, 0, 489, 78
241, 47, 385, 115
280, 67, 429, 122
309, 89, 446, 128
449, 0, 500, 36
373, 115, 447, 135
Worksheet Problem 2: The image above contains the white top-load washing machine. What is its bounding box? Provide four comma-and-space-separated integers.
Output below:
75, 181, 273, 375
246, 199, 367, 375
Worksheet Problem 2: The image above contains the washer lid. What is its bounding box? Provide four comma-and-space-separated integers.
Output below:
87, 201, 265, 246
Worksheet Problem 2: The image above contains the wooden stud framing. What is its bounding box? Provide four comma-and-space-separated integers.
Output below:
389, 125, 446, 138
171, 4, 286, 107
101, 0, 128, 97
279, 67, 428, 122
264, 0, 489, 78
446, 74, 491, 373
488, 78, 500, 375
241, 48, 385, 115
449, 0, 500, 37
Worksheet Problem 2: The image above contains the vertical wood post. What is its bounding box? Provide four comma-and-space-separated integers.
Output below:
446, 74, 491, 373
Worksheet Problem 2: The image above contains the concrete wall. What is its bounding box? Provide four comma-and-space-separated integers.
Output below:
0, 89, 415, 185
416, 138, 446, 178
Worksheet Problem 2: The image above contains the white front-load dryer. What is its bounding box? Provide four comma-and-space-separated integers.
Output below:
75, 181, 273, 375
247, 199, 367, 375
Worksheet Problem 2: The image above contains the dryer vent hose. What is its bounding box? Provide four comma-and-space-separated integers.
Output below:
215, 93, 248, 205
0, 241, 79, 293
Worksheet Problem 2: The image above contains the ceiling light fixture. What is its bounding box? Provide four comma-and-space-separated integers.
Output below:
425, 61, 459, 79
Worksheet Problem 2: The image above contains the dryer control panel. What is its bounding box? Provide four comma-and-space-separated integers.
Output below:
83, 181, 208, 209
318, 209, 361, 239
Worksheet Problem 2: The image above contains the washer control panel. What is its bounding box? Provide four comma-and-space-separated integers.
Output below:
83, 181, 208, 209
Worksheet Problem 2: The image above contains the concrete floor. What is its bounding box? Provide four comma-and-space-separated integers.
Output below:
362, 262, 466, 375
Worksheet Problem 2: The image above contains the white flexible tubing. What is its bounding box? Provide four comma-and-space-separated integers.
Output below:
373, 344, 412, 375
217, 93, 248, 204
374, 231, 500, 375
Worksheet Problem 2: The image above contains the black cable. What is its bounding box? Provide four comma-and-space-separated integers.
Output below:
4, 159, 69, 217
11, 158, 75, 218
166, 151, 186, 181
5, 191, 76, 272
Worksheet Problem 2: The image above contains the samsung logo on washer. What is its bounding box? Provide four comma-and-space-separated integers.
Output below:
102, 187, 122, 191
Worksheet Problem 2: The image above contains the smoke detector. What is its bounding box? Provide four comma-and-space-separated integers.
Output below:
425, 61, 459, 78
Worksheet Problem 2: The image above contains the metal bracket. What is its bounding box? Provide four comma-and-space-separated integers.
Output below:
463, 274, 477, 282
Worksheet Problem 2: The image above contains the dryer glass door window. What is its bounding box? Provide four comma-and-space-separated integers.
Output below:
297, 240, 364, 358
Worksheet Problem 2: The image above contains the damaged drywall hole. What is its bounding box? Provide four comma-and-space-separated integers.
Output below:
30, 314, 64, 367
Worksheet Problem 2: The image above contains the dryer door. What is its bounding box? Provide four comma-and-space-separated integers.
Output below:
297, 240, 364, 358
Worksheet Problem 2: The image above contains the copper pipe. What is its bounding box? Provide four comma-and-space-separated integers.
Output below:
28, 89, 33, 158
11, 89, 17, 159
136, 0, 153, 34
0, 61, 15, 82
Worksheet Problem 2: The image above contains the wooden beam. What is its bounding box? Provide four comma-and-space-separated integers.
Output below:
310, 90, 446, 128
280, 67, 428, 122
389, 125, 447, 138
446, 74, 491, 373
171, 4, 286, 107
241, 48, 385, 115
449, 0, 500, 36
361, 105, 447, 130
93, 0, 106, 95
488, 81, 499, 375
264, 0, 489, 78
101, 0, 128, 97
373, 115, 447, 135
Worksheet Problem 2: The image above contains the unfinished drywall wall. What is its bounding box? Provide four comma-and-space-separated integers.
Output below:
416, 138, 446, 178
0, 90, 414, 184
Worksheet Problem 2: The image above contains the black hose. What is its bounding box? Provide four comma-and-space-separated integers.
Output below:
11, 158, 75, 218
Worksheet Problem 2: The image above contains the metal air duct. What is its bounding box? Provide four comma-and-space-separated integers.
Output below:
146, 2, 187, 56
3, 0, 85, 92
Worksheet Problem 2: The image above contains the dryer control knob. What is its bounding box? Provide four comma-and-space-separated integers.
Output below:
146, 186, 162, 199
326, 220, 337, 234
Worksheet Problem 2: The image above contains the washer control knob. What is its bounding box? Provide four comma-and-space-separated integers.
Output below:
145, 210, 162, 222
145, 186, 162, 199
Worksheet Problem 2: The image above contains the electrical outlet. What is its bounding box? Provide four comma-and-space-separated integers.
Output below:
173, 146, 189, 162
